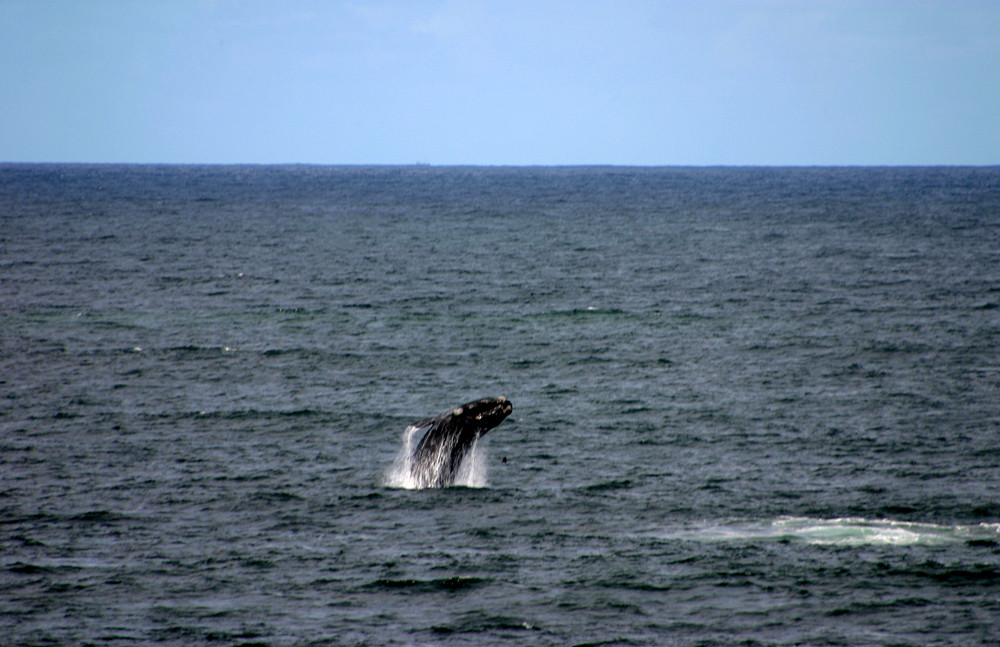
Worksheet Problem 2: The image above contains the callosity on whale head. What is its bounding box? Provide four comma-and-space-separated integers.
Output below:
410, 396, 512, 488
448, 396, 513, 430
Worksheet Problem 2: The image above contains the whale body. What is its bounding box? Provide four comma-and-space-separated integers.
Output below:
409, 396, 512, 488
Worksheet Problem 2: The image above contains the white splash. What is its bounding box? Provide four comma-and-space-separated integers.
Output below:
383, 424, 489, 489
453, 438, 489, 488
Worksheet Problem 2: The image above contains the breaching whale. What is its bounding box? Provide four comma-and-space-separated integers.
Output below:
409, 396, 512, 488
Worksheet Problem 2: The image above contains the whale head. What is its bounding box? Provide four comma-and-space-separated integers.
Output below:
444, 396, 512, 434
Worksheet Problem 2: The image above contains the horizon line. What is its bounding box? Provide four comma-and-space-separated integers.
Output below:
3, 161, 999, 169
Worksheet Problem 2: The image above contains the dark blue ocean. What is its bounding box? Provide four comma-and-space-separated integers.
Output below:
2, 164, 999, 646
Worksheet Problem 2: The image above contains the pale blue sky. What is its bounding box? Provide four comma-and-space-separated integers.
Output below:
2, 0, 998, 165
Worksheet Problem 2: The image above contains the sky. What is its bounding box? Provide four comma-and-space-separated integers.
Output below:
2, 0, 998, 165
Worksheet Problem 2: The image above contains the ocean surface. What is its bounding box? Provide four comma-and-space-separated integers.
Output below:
2, 164, 999, 646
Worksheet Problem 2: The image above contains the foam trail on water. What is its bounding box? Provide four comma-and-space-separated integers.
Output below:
383, 425, 489, 489
653, 517, 1000, 546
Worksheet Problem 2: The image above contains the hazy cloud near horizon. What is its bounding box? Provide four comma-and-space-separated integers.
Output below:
2, 0, 998, 165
